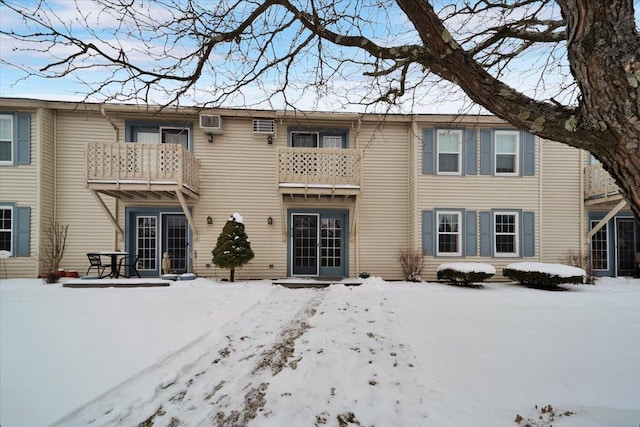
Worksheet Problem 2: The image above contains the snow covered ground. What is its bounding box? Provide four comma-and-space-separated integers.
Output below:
1, 276, 638, 427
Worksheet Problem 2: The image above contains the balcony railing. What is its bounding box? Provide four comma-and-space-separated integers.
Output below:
277, 147, 362, 194
86, 142, 200, 198
584, 163, 620, 200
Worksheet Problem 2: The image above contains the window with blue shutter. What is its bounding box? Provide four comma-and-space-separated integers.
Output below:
465, 130, 478, 175
480, 128, 535, 176
0, 113, 30, 166
479, 211, 492, 256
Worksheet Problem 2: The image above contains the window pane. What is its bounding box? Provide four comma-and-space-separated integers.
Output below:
0, 117, 12, 140
322, 135, 343, 148
438, 234, 458, 253
0, 208, 11, 252
438, 132, 459, 152
292, 133, 317, 147
496, 154, 515, 173
590, 221, 608, 270
495, 235, 515, 253
135, 128, 160, 143
162, 128, 189, 149
0, 141, 11, 162
495, 134, 517, 153
437, 212, 460, 255
438, 214, 459, 232
438, 153, 458, 172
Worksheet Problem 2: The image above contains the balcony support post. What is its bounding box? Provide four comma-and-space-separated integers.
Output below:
586, 199, 627, 240
175, 190, 198, 241
90, 190, 124, 239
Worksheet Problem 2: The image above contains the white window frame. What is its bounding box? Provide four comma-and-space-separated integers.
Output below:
590, 220, 608, 271
436, 211, 462, 256
436, 129, 462, 175
494, 130, 519, 176
0, 205, 13, 255
0, 114, 14, 165
494, 211, 519, 257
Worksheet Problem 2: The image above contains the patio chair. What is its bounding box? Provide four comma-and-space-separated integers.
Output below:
85, 253, 107, 278
117, 254, 141, 278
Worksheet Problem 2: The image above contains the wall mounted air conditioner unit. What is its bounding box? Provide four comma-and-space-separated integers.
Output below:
199, 114, 223, 133
252, 119, 275, 135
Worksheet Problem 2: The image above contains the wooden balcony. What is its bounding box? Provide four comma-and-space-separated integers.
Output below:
86, 142, 200, 201
584, 163, 621, 205
277, 147, 362, 198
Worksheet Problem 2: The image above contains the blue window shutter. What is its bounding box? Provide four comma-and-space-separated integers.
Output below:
480, 129, 493, 175
479, 211, 492, 256
422, 210, 434, 255
422, 129, 434, 175
522, 131, 535, 176
16, 114, 31, 165
523, 211, 535, 257
465, 210, 477, 256
465, 129, 477, 175
15, 206, 30, 257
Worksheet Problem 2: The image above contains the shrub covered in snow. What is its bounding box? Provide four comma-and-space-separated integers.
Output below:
211, 213, 254, 282
437, 263, 496, 286
503, 262, 586, 288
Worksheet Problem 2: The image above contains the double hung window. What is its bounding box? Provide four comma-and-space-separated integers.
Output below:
0, 206, 12, 253
437, 211, 461, 256
437, 129, 462, 174
0, 115, 13, 164
494, 212, 519, 256
494, 131, 519, 175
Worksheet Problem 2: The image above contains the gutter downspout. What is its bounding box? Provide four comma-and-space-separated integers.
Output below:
100, 106, 121, 249
355, 115, 361, 276
53, 109, 57, 223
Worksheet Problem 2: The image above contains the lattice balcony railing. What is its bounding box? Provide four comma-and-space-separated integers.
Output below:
277, 147, 362, 188
584, 163, 619, 199
86, 142, 200, 193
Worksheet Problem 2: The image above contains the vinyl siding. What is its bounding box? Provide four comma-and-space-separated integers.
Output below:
38, 108, 56, 275
416, 121, 540, 280
540, 139, 582, 263
55, 110, 118, 273
0, 107, 39, 277
357, 121, 409, 279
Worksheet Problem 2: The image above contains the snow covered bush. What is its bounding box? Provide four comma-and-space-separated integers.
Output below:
398, 248, 424, 282
503, 262, 586, 289
437, 263, 496, 287
211, 213, 254, 282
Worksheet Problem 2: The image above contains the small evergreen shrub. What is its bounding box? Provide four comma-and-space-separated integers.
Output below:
359, 272, 370, 279
211, 213, 254, 282
504, 262, 585, 289
437, 263, 495, 287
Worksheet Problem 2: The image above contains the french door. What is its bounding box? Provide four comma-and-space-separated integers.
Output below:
291, 212, 347, 277
131, 210, 189, 276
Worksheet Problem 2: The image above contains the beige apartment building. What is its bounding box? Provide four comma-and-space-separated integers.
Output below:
0, 97, 637, 280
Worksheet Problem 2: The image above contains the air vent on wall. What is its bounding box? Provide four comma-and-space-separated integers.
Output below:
199, 114, 223, 133
252, 119, 275, 134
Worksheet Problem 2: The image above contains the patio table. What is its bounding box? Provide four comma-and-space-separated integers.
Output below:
99, 251, 129, 278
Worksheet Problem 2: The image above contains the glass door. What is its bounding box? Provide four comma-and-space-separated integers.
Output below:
292, 214, 319, 276
320, 213, 346, 277
616, 218, 636, 276
163, 214, 189, 274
